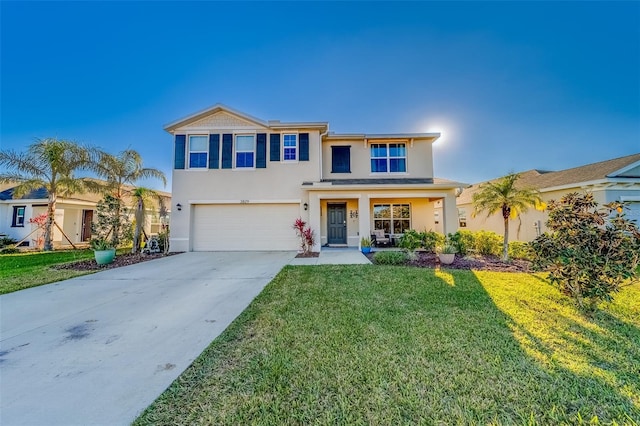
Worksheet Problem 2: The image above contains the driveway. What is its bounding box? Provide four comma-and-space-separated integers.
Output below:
0, 251, 294, 426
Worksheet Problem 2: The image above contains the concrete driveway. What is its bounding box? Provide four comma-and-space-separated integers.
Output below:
0, 251, 294, 426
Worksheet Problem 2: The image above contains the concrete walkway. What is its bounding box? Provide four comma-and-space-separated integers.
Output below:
289, 248, 371, 265
0, 252, 294, 426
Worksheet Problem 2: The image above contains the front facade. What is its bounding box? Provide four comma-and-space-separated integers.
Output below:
166, 104, 467, 252
456, 153, 640, 242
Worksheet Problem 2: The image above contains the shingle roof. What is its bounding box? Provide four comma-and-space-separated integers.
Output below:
457, 153, 640, 205
0, 187, 49, 201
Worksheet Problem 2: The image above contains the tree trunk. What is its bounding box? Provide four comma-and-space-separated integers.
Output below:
132, 198, 144, 254
43, 194, 57, 251
502, 217, 509, 261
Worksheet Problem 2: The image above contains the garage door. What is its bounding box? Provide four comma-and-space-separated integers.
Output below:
192, 204, 300, 251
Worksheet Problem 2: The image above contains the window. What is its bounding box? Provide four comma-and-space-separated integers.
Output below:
12, 206, 26, 227
373, 204, 410, 234
458, 208, 467, 227
236, 135, 256, 168
371, 143, 406, 173
283, 134, 297, 161
188, 135, 208, 168
331, 146, 351, 173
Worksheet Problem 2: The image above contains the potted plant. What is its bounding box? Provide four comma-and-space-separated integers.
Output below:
361, 237, 372, 254
437, 243, 457, 265
91, 237, 116, 265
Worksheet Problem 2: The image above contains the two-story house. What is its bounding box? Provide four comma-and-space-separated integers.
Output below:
165, 104, 467, 252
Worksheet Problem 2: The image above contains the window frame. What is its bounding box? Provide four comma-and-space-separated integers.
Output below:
235, 134, 256, 169
12, 205, 26, 227
331, 145, 351, 173
458, 208, 467, 228
373, 203, 411, 234
370, 142, 407, 174
282, 133, 298, 162
188, 135, 209, 169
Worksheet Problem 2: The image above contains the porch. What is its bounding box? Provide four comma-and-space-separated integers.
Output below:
305, 187, 461, 252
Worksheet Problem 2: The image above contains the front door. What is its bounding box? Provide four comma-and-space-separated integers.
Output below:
327, 203, 347, 244
81, 210, 93, 242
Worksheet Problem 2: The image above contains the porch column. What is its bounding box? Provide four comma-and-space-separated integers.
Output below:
358, 195, 370, 249
442, 192, 459, 235
308, 193, 322, 252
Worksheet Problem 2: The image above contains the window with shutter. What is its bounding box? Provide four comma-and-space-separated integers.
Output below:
331, 146, 351, 173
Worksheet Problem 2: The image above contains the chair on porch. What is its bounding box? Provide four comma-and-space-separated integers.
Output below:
371, 229, 391, 247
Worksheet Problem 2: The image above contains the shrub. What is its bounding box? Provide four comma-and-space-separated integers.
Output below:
0, 236, 16, 249
530, 192, 640, 311
0, 247, 20, 254
474, 230, 502, 256
423, 231, 444, 253
448, 231, 475, 256
398, 230, 423, 252
373, 251, 409, 265
508, 241, 532, 260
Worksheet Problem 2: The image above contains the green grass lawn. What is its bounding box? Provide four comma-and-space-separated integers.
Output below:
0, 250, 96, 294
135, 266, 640, 425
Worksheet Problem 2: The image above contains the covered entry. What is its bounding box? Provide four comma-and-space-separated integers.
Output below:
191, 203, 300, 251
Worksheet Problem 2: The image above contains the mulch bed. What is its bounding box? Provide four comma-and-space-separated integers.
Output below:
295, 252, 320, 258
54, 252, 179, 271
366, 251, 532, 273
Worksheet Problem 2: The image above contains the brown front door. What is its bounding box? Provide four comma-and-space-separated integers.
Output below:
82, 210, 93, 241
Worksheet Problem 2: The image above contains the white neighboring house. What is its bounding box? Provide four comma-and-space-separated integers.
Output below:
166, 104, 468, 252
0, 185, 171, 248
455, 153, 640, 242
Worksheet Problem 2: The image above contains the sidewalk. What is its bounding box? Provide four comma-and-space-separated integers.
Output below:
289, 248, 371, 265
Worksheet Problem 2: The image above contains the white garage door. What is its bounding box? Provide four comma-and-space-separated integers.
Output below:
192, 204, 300, 251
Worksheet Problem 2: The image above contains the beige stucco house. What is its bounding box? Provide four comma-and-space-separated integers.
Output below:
0, 184, 171, 248
166, 104, 467, 252
455, 153, 640, 242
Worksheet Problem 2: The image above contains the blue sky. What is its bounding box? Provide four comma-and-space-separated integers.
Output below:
1, 1, 638, 190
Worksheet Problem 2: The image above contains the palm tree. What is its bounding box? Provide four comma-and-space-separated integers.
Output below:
93, 149, 166, 248
131, 187, 167, 254
0, 138, 96, 251
472, 172, 543, 261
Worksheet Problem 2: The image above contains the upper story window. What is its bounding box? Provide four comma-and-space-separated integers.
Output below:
283, 134, 297, 161
331, 146, 351, 173
189, 135, 208, 168
236, 135, 255, 168
12, 206, 26, 227
371, 143, 406, 173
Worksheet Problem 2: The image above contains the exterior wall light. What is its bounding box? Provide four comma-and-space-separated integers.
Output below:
176, 203, 182, 211
303, 203, 308, 211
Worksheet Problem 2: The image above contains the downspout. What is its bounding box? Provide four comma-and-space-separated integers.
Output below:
319, 126, 329, 182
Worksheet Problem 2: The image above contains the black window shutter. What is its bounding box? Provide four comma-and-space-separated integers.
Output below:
174, 135, 186, 169
299, 133, 309, 161
222, 134, 233, 169
256, 133, 267, 168
270, 134, 281, 161
208, 134, 220, 169
331, 146, 351, 173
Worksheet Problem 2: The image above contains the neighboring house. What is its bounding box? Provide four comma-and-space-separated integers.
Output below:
165, 104, 467, 252
0, 184, 171, 248
455, 153, 640, 242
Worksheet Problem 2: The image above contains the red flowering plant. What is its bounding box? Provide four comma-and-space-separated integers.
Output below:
29, 213, 48, 249
293, 218, 316, 255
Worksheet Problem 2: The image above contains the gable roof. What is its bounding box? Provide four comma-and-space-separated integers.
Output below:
457, 153, 640, 205
164, 103, 329, 133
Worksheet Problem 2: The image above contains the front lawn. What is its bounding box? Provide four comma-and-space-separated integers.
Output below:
0, 250, 95, 294
135, 266, 640, 425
